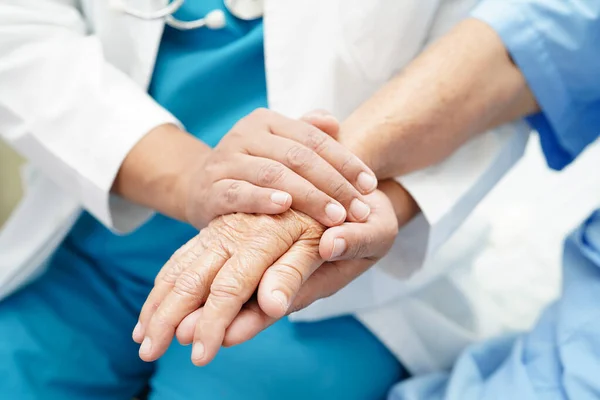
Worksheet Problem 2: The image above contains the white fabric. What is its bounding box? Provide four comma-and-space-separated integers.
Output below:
0, 0, 529, 373
358, 137, 600, 374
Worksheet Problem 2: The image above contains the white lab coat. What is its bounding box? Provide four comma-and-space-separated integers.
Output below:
0, 0, 529, 374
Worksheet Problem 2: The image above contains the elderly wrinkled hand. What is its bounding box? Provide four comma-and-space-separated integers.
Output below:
175, 188, 399, 350
132, 209, 325, 365
138, 187, 398, 366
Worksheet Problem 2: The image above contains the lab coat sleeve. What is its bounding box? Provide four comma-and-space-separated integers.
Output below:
472, 0, 600, 171
374, 122, 530, 280
0, 1, 179, 232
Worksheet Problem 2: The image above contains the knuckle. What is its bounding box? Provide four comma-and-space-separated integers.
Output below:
156, 260, 185, 286
351, 239, 371, 259
339, 155, 357, 176
304, 127, 328, 153
285, 145, 314, 170
142, 299, 161, 318
272, 264, 304, 288
329, 180, 350, 202
152, 314, 176, 330
203, 160, 220, 179
157, 244, 202, 286
227, 123, 253, 144
209, 277, 244, 301
223, 181, 242, 205
257, 162, 286, 186
223, 125, 245, 142
304, 187, 322, 205
173, 270, 208, 299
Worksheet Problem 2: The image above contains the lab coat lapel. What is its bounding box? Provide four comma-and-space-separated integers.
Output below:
263, 0, 340, 117
86, 0, 167, 87
263, 0, 441, 119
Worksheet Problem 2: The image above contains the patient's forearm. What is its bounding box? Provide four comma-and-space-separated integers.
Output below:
340, 18, 539, 180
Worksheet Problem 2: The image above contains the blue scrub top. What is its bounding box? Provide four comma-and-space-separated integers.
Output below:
64, 0, 268, 285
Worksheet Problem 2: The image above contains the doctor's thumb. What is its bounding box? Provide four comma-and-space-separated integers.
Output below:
319, 224, 376, 261
256, 245, 323, 320
301, 109, 340, 138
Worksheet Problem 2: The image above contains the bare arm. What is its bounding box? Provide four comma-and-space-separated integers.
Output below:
340, 18, 539, 180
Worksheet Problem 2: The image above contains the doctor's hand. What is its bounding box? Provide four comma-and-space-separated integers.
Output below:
175, 187, 399, 353
133, 209, 325, 364
183, 109, 376, 229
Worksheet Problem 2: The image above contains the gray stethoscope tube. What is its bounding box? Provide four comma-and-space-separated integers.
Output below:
110, 0, 264, 30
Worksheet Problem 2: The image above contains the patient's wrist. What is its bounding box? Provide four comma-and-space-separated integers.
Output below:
377, 179, 420, 228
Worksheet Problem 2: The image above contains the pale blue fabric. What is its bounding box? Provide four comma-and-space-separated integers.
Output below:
391, 213, 600, 400
390, 1, 600, 399
472, 0, 600, 170
0, 1, 403, 399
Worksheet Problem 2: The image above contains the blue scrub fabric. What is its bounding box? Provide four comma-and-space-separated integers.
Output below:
390, 1, 600, 399
0, 1, 403, 399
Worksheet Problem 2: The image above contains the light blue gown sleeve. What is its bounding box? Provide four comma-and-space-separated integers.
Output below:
471, 0, 600, 170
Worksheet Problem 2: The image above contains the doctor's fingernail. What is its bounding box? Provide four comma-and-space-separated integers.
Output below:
357, 172, 377, 193
132, 322, 143, 341
271, 192, 291, 206
139, 337, 152, 357
331, 238, 347, 259
192, 342, 205, 362
349, 199, 370, 221
271, 290, 289, 311
325, 203, 346, 224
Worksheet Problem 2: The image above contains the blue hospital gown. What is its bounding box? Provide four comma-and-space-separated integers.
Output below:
390, 1, 600, 399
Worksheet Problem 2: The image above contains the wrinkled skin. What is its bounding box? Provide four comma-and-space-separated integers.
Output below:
134, 190, 397, 366
135, 209, 325, 363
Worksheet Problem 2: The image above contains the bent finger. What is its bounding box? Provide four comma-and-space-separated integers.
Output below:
230, 155, 348, 226
207, 179, 291, 219
139, 250, 227, 362
191, 253, 268, 366
247, 135, 371, 223
256, 242, 323, 319
319, 202, 397, 261
270, 112, 377, 195
135, 235, 203, 343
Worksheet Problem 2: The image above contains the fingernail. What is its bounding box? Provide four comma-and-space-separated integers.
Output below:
271, 290, 289, 311
139, 337, 152, 357
132, 322, 143, 341
357, 172, 377, 193
192, 342, 205, 362
271, 191, 291, 206
349, 199, 370, 221
325, 203, 346, 223
331, 238, 347, 259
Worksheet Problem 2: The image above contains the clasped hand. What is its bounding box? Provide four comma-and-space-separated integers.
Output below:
132, 109, 398, 365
